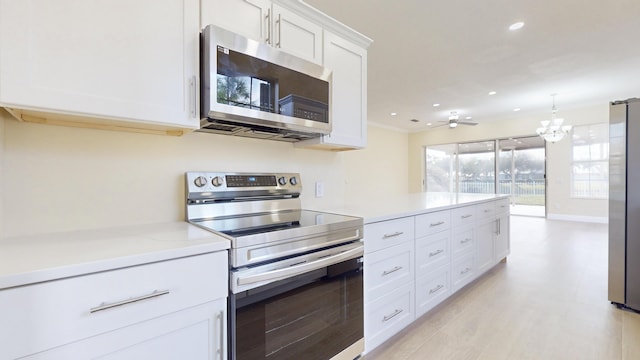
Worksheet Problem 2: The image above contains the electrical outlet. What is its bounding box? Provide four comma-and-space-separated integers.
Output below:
315, 182, 324, 198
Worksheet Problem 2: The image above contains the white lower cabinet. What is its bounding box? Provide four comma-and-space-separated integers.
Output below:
23, 299, 226, 360
1, 251, 228, 360
365, 241, 414, 301
364, 282, 414, 352
363, 198, 510, 354
415, 264, 450, 317
451, 252, 476, 291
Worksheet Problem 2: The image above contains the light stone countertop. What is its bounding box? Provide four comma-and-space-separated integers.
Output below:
0, 222, 229, 290
325, 192, 509, 224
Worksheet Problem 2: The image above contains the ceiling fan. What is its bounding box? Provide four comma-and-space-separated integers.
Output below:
434, 111, 478, 128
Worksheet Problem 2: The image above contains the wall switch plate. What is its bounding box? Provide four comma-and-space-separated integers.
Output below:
315, 181, 324, 198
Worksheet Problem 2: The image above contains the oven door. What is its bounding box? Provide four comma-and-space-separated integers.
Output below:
229, 244, 363, 360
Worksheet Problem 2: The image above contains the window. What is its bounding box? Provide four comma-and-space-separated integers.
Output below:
571, 123, 609, 199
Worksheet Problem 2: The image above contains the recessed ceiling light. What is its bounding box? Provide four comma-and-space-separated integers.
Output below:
433, 103, 440, 107
488, 91, 497, 96
509, 22, 525, 31
427, 122, 432, 126
513, 108, 521, 112
391, 112, 397, 116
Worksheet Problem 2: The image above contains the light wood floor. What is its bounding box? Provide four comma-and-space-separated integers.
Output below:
365, 216, 640, 360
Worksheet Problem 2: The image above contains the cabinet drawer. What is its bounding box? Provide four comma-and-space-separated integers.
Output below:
451, 253, 476, 291
415, 265, 450, 317
415, 231, 450, 276
452, 226, 474, 257
475, 201, 496, 220
415, 210, 450, 238
451, 205, 476, 227
365, 241, 413, 301
364, 282, 414, 353
496, 198, 510, 215
364, 217, 414, 254
1, 251, 228, 359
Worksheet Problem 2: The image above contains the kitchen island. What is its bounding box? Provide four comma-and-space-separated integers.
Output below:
329, 192, 510, 353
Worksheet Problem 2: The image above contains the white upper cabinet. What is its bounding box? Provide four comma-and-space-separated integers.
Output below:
297, 31, 369, 150
0, 0, 200, 134
201, 0, 323, 64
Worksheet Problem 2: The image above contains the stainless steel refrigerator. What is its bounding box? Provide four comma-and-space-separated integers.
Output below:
609, 98, 640, 312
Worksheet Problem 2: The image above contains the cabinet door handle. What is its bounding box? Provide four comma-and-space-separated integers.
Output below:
429, 284, 444, 294
460, 267, 472, 275
265, 8, 271, 45
484, 209, 492, 213
275, 13, 281, 48
429, 249, 444, 257
189, 76, 196, 118
217, 310, 224, 360
90, 289, 170, 313
382, 266, 403, 276
383, 308, 403, 322
383, 231, 404, 239
461, 214, 473, 219
460, 238, 472, 244
430, 221, 445, 227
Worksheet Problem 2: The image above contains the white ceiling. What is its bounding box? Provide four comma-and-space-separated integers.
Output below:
304, 0, 640, 132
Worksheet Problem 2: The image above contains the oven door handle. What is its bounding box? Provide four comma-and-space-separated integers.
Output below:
236, 246, 363, 286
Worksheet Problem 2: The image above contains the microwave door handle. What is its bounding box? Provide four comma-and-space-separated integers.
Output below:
236, 246, 363, 286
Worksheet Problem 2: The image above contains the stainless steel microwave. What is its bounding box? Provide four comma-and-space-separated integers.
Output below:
200, 25, 332, 142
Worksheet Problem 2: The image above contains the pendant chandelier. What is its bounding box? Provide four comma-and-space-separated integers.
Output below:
536, 94, 572, 143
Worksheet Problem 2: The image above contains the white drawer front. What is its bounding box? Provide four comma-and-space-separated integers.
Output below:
475, 201, 496, 220
452, 253, 476, 291
364, 217, 414, 254
365, 241, 413, 301
415, 210, 451, 238
451, 205, 475, 227
415, 265, 450, 317
415, 231, 450, 276
365, 282, 414, 353
1, 251, 228, 359
496, 198, 510, 215
452, 227, 474, 258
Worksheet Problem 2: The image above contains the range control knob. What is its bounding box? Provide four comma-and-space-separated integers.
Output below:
194, 176, 208, 187
278, 176, 287, 186
211, 176, 224, 187
289, 177, 298, 186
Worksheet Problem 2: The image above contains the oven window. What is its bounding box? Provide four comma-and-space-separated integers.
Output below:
232, 259, 363, 360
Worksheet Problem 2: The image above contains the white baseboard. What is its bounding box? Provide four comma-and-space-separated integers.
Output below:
546, 213, 608, 224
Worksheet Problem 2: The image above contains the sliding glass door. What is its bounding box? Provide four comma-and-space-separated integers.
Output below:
425, 136, 546, 217
498, 137, 546, 217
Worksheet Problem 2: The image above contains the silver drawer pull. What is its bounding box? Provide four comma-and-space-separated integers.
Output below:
429, 249, 444, 257
460, 238, 472, 244
382, 266, 403, 276
429, 284, 444, 294
460, 267, 472, 275
90, 289, 170, 313
461, 214, 473, 219
430, 221, 445, 227
383, 309, 403, 322
484, 209, 492, 213
383, 231, 404, 239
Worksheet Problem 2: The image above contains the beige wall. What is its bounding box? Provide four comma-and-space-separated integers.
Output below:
343, 124, 409, 200
408, 103, 610, 221
0, 117, 408, 238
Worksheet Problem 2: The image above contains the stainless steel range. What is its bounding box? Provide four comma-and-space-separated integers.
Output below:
185, 172, 364, 360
